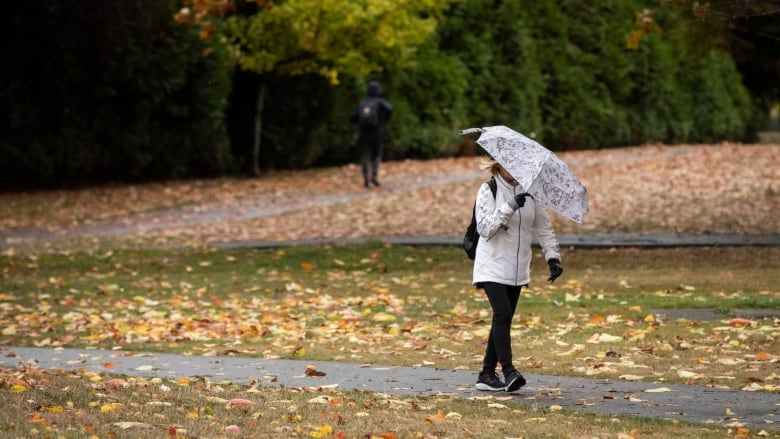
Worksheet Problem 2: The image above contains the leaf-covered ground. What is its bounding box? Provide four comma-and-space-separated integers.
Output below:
1, 143, 778, 253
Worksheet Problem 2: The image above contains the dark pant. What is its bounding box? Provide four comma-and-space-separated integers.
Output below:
480, 282, 522, 375
360, 140, 383, 184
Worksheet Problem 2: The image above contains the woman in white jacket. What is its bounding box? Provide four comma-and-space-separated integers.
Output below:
473, 159, 563, 392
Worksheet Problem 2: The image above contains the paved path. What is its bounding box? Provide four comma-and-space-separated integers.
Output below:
2, 346, 778, 431
213, 233, 780, 250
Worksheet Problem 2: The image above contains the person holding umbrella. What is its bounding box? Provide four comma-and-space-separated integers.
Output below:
472, 157, 564, 392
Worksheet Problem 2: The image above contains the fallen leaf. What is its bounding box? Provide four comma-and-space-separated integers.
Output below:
425, 410, 446, 424
100, 403, 125, 413
305, 365, 326, 377
105, 378, 127, 387
728, 318, 751, 327
227, 398, 254, 408
644, 387, 673, 393
113, 421, 154, 430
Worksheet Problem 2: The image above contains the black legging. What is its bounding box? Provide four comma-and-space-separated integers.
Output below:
480, 282, 522, 375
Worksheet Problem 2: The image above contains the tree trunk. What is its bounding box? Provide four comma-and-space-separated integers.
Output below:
251, 81, 266, 176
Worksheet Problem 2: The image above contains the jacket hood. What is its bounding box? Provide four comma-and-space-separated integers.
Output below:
367, 81, 383, 97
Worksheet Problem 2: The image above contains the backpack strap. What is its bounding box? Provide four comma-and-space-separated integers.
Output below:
488, 177, 497, 198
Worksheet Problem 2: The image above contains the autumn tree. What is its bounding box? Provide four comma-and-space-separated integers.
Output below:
177, 0, 455, 175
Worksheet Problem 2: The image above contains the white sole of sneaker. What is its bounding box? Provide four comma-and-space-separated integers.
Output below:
475, 383, 504, 391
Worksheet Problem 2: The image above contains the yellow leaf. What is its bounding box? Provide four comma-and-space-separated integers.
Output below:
1, 325, 16, 336
643, 314, 655, 323
11, 384, 27, 393
372, 312, 396, 323
310, 424, 333, 438
186, 409, 199, 419
100, 403, 125, 413
40, 405, 64, 413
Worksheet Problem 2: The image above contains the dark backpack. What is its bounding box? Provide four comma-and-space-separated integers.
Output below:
358, 98, 381, 128
463, 177, 497, 260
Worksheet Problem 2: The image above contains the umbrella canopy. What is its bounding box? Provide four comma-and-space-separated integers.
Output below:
460, 125, 589, 224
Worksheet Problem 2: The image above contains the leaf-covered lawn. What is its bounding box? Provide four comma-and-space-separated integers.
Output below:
2, 245, 777, 393
1, 143, 778, 253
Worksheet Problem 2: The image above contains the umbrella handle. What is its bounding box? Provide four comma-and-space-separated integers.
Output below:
458, 128, 484, 136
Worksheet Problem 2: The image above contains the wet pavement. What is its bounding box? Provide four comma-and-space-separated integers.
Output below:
2, 346, 778, 431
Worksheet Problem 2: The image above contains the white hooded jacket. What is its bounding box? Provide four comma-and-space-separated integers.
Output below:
472, 174, 560, 286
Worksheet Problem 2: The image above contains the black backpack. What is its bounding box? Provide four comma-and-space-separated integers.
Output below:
463, 177, 497, 260
358, 98, 381, 128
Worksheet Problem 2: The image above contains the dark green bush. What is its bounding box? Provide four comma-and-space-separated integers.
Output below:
0, 0, 231, 188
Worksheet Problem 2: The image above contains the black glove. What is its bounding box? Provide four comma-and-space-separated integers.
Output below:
547, 258, 563, 283
514, 192, 532, 208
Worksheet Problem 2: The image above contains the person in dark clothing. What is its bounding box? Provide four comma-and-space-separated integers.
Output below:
351, 80, 392, 188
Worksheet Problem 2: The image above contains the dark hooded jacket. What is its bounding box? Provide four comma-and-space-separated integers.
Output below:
351, 81, 393, 143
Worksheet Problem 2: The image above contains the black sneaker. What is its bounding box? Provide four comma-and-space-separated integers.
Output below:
503, 370, 526, 392
475, 372, 506, 391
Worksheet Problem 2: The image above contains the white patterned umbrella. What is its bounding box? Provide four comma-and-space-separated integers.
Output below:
460, 125, 589, 224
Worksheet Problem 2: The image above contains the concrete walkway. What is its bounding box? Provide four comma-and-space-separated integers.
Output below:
211, 233, 780, 250
2, 346, 778, 431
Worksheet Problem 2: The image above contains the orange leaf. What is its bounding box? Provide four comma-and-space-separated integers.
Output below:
755, 352, 773, 361
728, 318, 751, 327
425, 410, 445, 425
102, 362, 116, 369
588, 315, 606, 325
300, 262, 314, 271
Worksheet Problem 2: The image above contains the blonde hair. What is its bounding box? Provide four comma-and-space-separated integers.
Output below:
480, 157, 502, 176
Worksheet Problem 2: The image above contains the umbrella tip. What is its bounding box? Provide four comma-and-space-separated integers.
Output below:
459, 128, 484, 136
